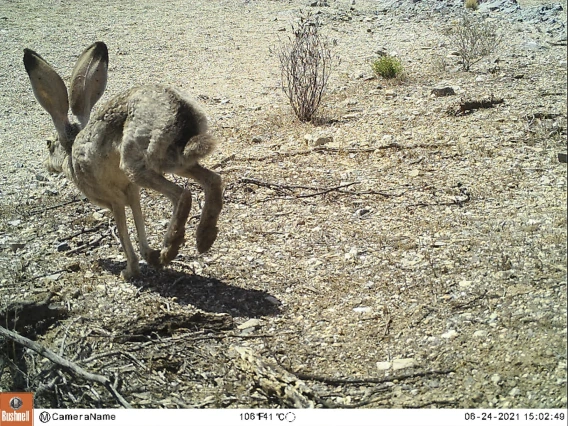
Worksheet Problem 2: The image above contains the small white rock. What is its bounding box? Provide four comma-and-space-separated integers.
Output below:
238, 319, 261, 330
376, 361, 392, 370
385, 90, 397, 99
392, 358, 417, 370
353, 306, 372, 313
42, 272, 62, 282
473, 330, 488, 338
441, 330, 458, 339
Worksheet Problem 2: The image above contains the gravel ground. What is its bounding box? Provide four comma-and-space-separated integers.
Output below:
0, 0, 566, 409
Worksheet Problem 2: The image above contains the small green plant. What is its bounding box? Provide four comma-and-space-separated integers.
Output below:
464, 0, 479, 11
371, 55, 403, 79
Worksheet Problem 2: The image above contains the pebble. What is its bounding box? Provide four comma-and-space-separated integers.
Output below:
344, 246, 359, 260
441, 330, 458, 339
354, 208, 371, 218
93, 209, 110, 221
392, 358, 417, 370
385, 90, 397, 99
57, 242, 71, 252
237, 318, 261, 330
523, 41, 543, 50
42, 272, 62, 282
427, 380, 440, 389
491, 374, 502, 385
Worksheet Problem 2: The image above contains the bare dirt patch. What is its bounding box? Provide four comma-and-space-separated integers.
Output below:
1, 0, 566, 409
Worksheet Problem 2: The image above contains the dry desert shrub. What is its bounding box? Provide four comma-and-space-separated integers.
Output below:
445, 12, 502, 71
277, 12, 335, 122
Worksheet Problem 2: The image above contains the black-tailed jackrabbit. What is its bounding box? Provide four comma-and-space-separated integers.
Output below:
24, 42, 223, 280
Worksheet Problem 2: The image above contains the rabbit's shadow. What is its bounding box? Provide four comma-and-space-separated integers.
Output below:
98, 259, 282, 318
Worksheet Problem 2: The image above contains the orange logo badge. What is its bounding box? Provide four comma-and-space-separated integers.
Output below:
0, 393, 33, 426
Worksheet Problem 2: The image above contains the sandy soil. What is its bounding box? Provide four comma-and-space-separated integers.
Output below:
0, 0, 566, 409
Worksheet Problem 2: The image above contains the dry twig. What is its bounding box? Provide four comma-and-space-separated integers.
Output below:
0, 326, 132, 408
293, 368, 455, 386
25, 198, 83, 217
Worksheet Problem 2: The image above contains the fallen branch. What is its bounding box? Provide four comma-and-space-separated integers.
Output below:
295, 182, 360, 198
27, 265, 80, 282
293, 368, 455, 386
232, 178, 409, 203
451, 290, 489, 312
211, 154, 236, 170
237, 178, 361, 198
312, 146, 379, 154
315, 386, 392, 408
407, 186, 471, 209
25, 198, 83, 217
524, 112, 564, 121
218, 143, 450, 166
402, 399, 458, 408
65, 234, 108, 256
58, 223, 107, 242
0, 326, 132, 408
336, 188, 406, 198
451, 95, 504, 116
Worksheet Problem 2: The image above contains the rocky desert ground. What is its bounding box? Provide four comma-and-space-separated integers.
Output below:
0, 0, 566, 410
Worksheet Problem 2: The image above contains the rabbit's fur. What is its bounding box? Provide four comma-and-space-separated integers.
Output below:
24, 42, 223, 280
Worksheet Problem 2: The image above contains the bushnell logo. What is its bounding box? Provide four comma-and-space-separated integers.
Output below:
9, 397, 23, 411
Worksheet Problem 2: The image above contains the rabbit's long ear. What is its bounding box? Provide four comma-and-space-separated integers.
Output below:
23, 48, 71, 142
70, 42, 108, 127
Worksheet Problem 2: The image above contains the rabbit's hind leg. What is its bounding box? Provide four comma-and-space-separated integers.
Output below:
178, 163, 222, 253
122, 159, 191, 267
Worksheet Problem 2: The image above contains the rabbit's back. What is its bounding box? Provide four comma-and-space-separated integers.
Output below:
70, 85, 214, 206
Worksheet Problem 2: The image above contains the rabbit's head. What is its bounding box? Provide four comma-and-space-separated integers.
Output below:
44, 125, 80, 173
24, 42, 108, 174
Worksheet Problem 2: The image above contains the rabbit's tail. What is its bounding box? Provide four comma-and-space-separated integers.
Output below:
182, 133, 217, 162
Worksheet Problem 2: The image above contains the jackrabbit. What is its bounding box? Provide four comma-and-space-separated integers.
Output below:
24, 42, 223, 280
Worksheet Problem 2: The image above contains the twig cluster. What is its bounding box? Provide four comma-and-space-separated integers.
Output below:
277, 12, 335, 122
